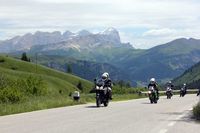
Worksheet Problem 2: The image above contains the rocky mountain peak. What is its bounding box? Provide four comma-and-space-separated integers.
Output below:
101, 27, 118, 35
99, 27, 121, 44
77, 30, 91, 36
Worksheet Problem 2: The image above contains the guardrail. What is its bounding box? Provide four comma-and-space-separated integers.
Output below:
140, 89, 198, 94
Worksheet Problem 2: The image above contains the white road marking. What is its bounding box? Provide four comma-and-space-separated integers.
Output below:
189, 108, 193, 110
159, 129, 168, 133
164, 107, 192, 132
168, 122, 176, 127
177, 114, 184, 119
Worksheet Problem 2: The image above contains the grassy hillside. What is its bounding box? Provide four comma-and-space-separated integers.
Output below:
173, 61, 200, 88
0, 55, 92, 92
0, 55, 93, 115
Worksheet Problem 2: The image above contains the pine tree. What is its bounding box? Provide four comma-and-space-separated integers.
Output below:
77, 81, 83, 91
118, 80, 125, 89
67, 64, 72, 74
126, 81, 131, 88
21, 52, 29, 62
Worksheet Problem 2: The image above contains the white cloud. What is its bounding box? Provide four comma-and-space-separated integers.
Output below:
0, 0, 200, 48
143, 28, 177, 37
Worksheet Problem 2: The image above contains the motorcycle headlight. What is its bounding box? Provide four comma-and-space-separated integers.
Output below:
100, 86, 104, 90
148, 91, 151, 94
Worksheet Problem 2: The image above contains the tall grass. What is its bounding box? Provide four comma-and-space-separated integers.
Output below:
0, 96, 83, 116
193, 102, 200, 120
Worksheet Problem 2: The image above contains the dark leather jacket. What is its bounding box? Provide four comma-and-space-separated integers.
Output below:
103, 78, 112, 88
148, 83, 158, 91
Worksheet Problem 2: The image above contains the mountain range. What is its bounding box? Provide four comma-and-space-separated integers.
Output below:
1, 28, 200, 86
0, 27, 132, 53
120, 38, 200, 83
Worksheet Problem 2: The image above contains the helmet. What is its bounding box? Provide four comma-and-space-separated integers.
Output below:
168, 81, 172, 84
183, 83, 186, 86
102, 72, 109, 80
150, 78, 156, 83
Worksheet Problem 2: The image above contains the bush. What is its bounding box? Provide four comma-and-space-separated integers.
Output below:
77, 81, 83, 91
0, 58, 5, 63
193, 102, 200, 120
112, 86, 146, 94
0, 74, 10, 89
0, 75, 47, 104
23, 76, 47, 96
11, 66, 18, 70
0, 87, 23, 103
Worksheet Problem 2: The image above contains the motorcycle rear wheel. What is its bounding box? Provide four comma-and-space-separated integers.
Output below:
103, 101, 108, 107
150, 99, 153, 104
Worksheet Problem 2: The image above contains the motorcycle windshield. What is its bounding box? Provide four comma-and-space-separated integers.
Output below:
96, 79, 104, 87
149, 86, 154, 91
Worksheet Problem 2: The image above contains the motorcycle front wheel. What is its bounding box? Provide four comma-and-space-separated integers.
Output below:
96, 96, 101, 107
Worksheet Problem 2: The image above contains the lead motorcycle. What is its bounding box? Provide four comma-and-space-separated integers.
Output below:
166, 87, 173, 99
94, 79, 110, 107
148, 86, 158, 104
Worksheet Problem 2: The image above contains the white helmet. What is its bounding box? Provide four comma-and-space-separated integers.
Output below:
168, 81, 172, 84
150, 78, 156, 83
183, 83, 186, 86
102, 72, 109, 80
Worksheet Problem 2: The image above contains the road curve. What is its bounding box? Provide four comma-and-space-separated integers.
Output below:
0, 94, 199, 133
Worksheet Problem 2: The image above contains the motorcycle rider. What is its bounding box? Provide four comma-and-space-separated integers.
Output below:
182, 83, 187, 92
166, 81, 174, 95
148, 78, 159, 99
166, 81, 174, 89
197, 88, 200, 96
101, 72, 112, 100
180, 83, 187, 96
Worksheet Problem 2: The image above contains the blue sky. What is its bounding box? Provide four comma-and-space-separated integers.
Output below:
0, 0, 200, 48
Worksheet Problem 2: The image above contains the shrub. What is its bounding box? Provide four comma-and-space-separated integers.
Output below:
5, 75, 47, 96
11, 66, 18, 70
23, 76, 47, 96
0, 58, 5, 63
0, 74, 9, 89
77, 81, 83, 91
112, 86, 146, 94
0, 74, 47, 103
193, 102, 200, 120
0, 87, 23, 103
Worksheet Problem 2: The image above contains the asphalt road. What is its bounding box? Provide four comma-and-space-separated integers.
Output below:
0, 94, 199, 133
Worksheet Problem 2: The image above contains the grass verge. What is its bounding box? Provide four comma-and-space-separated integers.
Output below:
193, 102, 200, 121
0, 93, 145, 116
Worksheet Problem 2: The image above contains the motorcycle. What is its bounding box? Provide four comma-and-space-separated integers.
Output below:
197, 89, 200, 96
148, 86, 158, 104
94, 79, 110, 107
180, 88, 186, 97
166, 87, 172, 99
